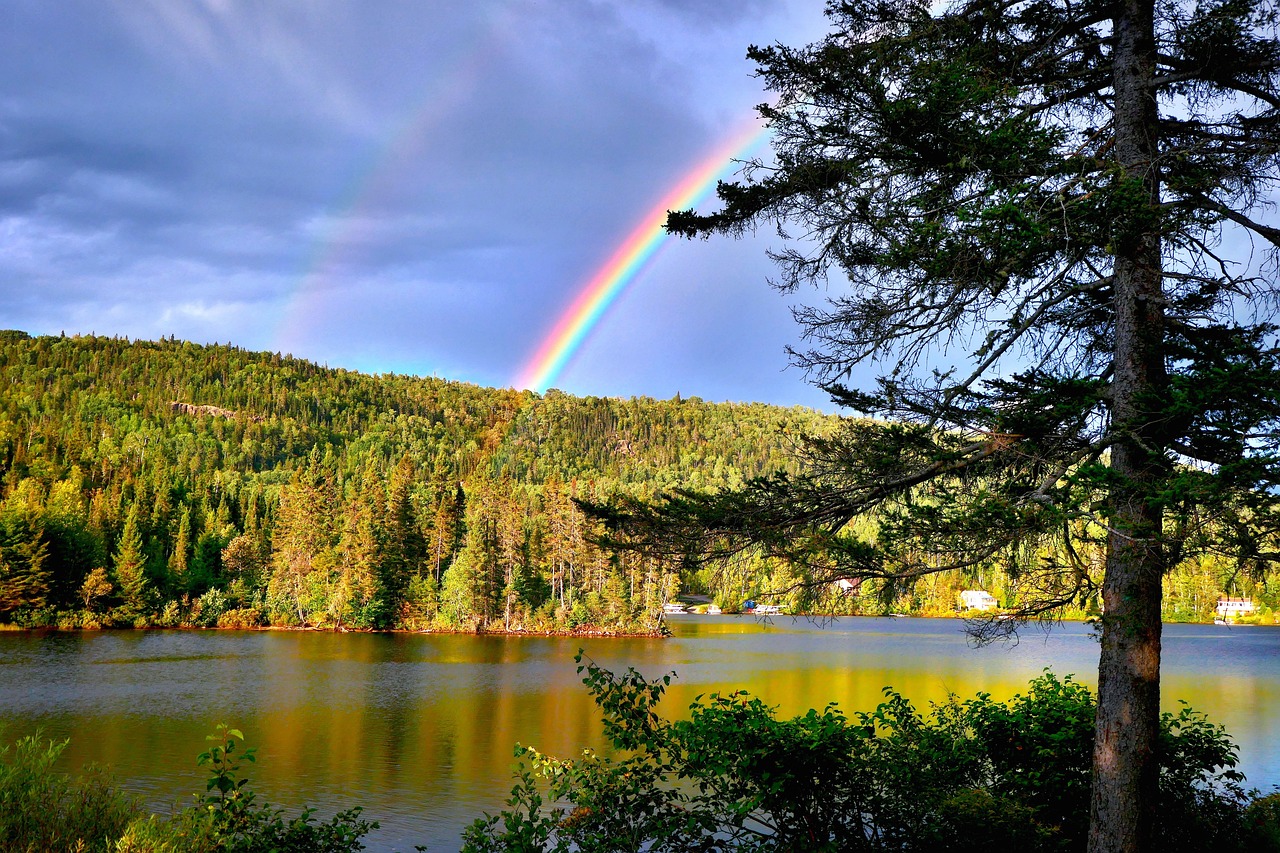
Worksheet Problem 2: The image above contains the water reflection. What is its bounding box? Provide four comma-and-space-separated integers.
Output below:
0, 618, 1276, 851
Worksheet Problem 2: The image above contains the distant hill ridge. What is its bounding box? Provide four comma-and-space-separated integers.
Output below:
1, 331, 1270, 631
0, 331, 831, 633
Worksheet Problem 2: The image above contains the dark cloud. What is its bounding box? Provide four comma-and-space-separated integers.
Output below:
0, 0, 833, 408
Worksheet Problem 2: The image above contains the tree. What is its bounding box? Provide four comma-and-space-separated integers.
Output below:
0, 504, 50, 617
332, 493, 383, 629
168, 505, 193, 591
221, 533, 268, 589
79, 566, 113, 614
465, 659, 1253, 852
596, 3, 1280, 851
267, 474, 333, 626
380, 456, 426, 625
113, 505, 150, 621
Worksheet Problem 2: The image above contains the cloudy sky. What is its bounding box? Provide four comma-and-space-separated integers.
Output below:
1, 0, 845, 408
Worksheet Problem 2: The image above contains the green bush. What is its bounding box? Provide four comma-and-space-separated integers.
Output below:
216, 607, 264, 629
0, 734, 140, 852
0, 726, 378, 853
463, 657, 1256, 852
922, 789, 1059, 852
1245, 793, 1280, 852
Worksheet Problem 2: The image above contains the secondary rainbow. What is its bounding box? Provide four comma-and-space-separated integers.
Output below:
274, 18, 508, 355
514, 121, 768, 392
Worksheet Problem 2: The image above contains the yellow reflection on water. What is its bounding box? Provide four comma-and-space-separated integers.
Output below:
4, 618, 1278, 852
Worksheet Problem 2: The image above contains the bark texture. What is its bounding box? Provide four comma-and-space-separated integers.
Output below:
1089, 0, 1167, 850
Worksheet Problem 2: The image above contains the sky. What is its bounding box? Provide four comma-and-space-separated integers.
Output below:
0, 0, 840, 409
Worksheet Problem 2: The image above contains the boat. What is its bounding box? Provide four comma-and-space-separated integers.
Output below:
753, 604, 784, 615
662, 602, 687, 614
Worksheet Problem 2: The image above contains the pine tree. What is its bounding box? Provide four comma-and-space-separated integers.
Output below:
168, 505, 192, 591
0, 504, 50, 617
602, 3, 1280, 850
379, 456, 425, 625
113, 505, 149, 621
267, 473, 333, 626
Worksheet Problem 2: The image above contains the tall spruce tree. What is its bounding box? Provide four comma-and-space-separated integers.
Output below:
0, 504, 49, 617
596, 2, 1280, 851
113, 505, 149, 621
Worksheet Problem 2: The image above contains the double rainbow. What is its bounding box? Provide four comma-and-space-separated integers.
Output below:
514, 121, 768, 393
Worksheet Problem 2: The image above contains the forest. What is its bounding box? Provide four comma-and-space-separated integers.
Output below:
0, 330, 1273, 633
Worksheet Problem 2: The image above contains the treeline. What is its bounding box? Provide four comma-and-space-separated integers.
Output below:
0, 330, 1274, 632
0, 331, 826, 633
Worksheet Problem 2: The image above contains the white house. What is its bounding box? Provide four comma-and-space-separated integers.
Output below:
959, 590, 998, 611
1215, 597, 1255, 617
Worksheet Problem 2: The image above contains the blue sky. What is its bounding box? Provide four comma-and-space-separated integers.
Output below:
1, 0, 842, 408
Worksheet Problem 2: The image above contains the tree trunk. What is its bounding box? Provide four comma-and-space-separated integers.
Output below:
1089, 1, 1167, 851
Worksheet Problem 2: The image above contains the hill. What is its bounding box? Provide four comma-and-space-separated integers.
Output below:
0, 331, 827, 632
0, 331, 1272, 631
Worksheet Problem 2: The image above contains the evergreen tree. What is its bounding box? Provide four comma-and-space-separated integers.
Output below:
267, 473, 333, 626
335, 489, 386, 628
0, 504, 50, 617
113, 505, 149, 621
379, 456, 424, 625
168, 505, 192, 591
601, 2, 1280, 850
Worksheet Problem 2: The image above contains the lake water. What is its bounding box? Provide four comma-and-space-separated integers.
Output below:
1, 617, 1277, 851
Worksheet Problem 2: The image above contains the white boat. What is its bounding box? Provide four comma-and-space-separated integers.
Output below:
753, 604, 783, 615
662, 602, 687, 614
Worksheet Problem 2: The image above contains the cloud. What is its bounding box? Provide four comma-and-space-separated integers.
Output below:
0, 0, 835, 408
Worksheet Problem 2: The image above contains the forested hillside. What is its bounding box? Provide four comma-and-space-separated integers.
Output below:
0, 330, 1273, 632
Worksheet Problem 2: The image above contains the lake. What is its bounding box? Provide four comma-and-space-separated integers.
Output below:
1, 617, 1277, 851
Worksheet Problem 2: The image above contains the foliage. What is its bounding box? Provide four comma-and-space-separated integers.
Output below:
1246, 793, 1280, 852
0, 725, 378, 853
596, 1, 1280, 847
3, 333, 1275, 632
464, 656, 1263, 852
0, 333, 831, 634
0, 733, 140, 853
0, 504, 49, 617
191, 724, 376, 853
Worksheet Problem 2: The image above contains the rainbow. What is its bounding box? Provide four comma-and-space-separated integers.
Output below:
274, 17, 508, 355
514, 121, 768, 393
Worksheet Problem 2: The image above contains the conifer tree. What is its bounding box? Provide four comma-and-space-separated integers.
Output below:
113, 505, 149, 621
380, 456, 425, 624
0, 504, 50, 617
598, 2, 1280, 850
167, 505, 192, 590
267, 473, 333, 626
334, 495, 382, 628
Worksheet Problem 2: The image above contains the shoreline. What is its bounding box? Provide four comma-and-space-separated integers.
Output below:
0, 622, 670, 639
5, 612, 1273, 636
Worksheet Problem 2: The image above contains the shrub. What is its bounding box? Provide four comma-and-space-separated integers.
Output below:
463, 657, 1255, 852
191, 724, 377, 853
216, 608, 264, 629
192, 589, 227, 627
1246, 793, 1280, 852
0, 734, 140, 852
0, 726, 378, 853
1244, 788, 1280, 850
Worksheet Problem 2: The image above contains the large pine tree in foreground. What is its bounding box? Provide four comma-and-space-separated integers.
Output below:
594, 1, 1280, 850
